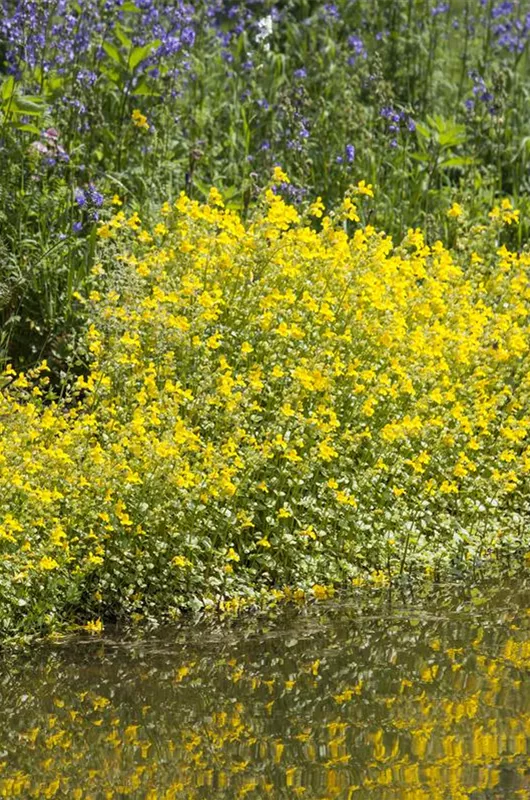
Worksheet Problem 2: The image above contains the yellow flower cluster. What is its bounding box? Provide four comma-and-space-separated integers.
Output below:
489, 197, 520, 226
1, 180, 529, 633
131, 108, 149, 131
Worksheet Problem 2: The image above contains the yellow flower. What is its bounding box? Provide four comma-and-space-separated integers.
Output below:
277, 507, 292, 519
312, 584, 334, 600
111, 194, 123, 206
342, 197, 360, 222
137, 229, 153, 244
131, 108, 149, 130
272, 166, 290, 184
335, 490, 357, 507
206, 332, 223, 349
39, 556, 59, 571
440, 480, 459, 494
172, 555, 192, 568
83, 619, 104, 635
299, 526, 317, 540
226, 547, 240, 562
318, 438, 338, 461
97, 223, 113, 239
489, 198, 520, 225
126, 212, 141, 230
309, 197, 325, 218
356, 180, 374, 197
257, 537, 271, 548
208, 187, 224, 207
447, 202, 463, 218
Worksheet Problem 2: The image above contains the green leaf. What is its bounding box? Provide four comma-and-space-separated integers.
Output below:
114, 24, 132, 49
193, 178, 210, 198
102, 41, 122, 65
223, 185, 240, 200
43, 74, 65, 93
132, 81, 161, 97
1, 76, 15, 101
99, 65, 122, 86
415, 122, 431, 140
438, 129, 466, 148
14, 122, 41, 134
438, 156, 475, 169
410, 152, 430, 163
10, 97, 45, 116
129, 40, 161, 71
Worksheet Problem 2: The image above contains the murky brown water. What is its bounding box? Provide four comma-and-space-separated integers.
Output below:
1, 581, 530, 798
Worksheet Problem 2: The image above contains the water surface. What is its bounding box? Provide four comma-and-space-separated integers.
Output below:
2, 581, 530, 799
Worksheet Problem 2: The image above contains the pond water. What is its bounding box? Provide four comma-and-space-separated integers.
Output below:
2, 581, 530, 799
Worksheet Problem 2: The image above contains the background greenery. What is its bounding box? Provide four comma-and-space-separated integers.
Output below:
1, 0, 530, 373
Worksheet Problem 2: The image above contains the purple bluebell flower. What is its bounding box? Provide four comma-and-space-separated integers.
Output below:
322, 4, 340, 21
273, 181, 308, 204
347, 35, 367, 64
0, 0, 197, 87
431, 3, 450, 17
299, 124, 310, 139
76, 69, 97, 87
468, 71, 495, 112
75, 188, 87, 207
492, 2, 514, 19
87, 184, 104, 208
380, 106, 415, 141
181, 27, 195, 48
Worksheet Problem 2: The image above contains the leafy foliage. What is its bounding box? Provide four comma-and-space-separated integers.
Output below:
1, 182, 530, 636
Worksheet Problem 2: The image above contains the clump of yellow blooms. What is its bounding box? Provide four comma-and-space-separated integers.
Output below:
1, 175, 529, 635
489, 197, 520, 226
131, 108, 149, 130
447, 202, 463, 218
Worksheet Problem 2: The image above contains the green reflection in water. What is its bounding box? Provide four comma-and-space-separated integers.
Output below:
1, 583, 530, 799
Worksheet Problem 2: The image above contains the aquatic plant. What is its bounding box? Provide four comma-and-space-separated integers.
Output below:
1, 179, 530, 636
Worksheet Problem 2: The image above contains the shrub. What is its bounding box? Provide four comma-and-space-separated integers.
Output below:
1, 180, 530, 636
